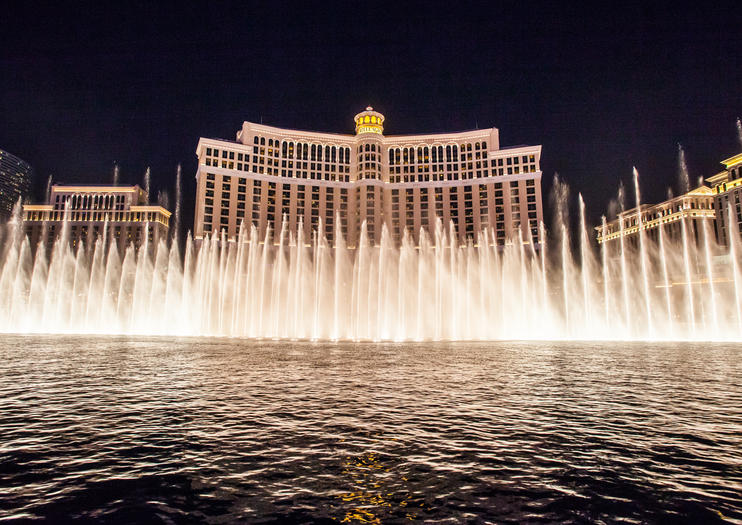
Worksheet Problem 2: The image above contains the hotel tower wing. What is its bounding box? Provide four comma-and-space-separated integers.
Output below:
193, 108, 543, 247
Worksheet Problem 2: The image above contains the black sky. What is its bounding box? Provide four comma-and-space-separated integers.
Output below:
1, 1, 740, 230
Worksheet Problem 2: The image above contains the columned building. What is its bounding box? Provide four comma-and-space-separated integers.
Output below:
0, 149, 33, 219
707, 152, 742, 245
596, 185, 716, 247
23, 184, 171, 252
193, 108, 544, 247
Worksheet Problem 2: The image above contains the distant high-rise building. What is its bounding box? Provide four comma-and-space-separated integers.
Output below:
0, 149, 33, 219
22, 184, 171, 252
193, 107, 544, 247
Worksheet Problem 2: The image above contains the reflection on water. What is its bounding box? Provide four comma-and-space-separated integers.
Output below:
0, 336, 740, 523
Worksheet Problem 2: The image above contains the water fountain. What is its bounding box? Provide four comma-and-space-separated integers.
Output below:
174, 164, 182, 242
45, 175, 53, 203
1, 173, 741, 341
143, 166, 151, 202
678, 144, 690, 195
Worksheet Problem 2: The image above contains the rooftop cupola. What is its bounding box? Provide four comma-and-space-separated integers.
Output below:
354, 107, 385, 135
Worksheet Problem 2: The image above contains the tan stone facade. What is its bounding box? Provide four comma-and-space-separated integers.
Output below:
707, 153, 742, 246
194, 108, 543, 247
23, 185, 171, 252
596, 186, 716, 247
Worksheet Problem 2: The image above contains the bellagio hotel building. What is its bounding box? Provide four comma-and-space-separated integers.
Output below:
193, 108, 543, 247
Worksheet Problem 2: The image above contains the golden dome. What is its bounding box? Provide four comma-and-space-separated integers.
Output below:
353, 107, 385, 135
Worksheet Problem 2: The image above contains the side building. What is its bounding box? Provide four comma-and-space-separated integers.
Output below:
22, 184, 171, 252
596, 185, 716, 247
0, 149, 33, 219
707, 153, 742, 246
193, 107, 543, 247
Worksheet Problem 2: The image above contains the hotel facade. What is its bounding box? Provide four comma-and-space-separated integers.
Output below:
193, 108, 543, 247
596, 152, 742, 248
23, 184, 171, 252
707, 152, 742, 246
596, 185, 716, 247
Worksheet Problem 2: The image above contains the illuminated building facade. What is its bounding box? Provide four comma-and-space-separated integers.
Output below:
596, 185, 716, 246
707, 153, 742, 245
0, 149, 33, 220
193, 107, 544, 247
23, 185, 171, 252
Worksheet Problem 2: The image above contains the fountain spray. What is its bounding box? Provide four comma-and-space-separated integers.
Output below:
144, 167, 151, 202
737, 117, 742, 150
113, 163, 120, 186
678, 144, 690, 195
634, 167, 654, 337
45, 175, 53, 202
174, 164, 182, 242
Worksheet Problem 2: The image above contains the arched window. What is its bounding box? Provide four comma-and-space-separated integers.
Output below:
260, 136, 265, 145
481, 141, 487, 150
253, 136, 259, 145
446, 145, 452, 162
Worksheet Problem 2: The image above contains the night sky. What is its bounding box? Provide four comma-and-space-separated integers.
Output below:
2, 2, 740, 231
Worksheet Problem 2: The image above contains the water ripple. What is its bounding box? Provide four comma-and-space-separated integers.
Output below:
0, 336, 740, 523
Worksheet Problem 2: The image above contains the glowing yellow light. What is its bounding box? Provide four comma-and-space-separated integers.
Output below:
371, 116, 376, 123
364, 116, 370, 123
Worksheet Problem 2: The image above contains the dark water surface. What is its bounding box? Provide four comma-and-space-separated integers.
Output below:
0, 337, 741, 524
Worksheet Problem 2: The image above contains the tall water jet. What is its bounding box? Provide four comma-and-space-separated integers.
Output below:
737, 117, 742, 150
551, 174, 571, 331
45, 175, 53, 202
617, 187, 631, 335
600, 216, 610, 326
681, 215, 696, 337
112, 163, 120, 186
157, 190, 169, 210
658, 221, 673, 335
174, 164, 182, 242
634, 167, 654, 336
678, 144, 690, 194
578, 194, 593, 327
143, 167, 151, 202
701, 218, 719, 333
